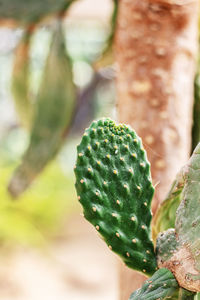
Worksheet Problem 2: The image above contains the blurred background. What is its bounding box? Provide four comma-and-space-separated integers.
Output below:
0, 0, 119, 299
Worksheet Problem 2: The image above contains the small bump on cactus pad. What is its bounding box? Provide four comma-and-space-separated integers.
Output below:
74, 118, 157, 275
129, 268, 179, 300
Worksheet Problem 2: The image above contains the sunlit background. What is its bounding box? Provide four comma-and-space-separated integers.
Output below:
0, 0, 118, 299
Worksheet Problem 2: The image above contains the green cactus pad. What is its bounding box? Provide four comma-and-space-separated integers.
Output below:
175, 143, 200, 282
157, 143, 200, 292
74, 118, 157, 275
176, 143, 200, 249
129, 268, 179, 300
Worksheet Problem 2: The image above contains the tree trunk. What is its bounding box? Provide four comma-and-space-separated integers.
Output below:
115, 0, 199, 299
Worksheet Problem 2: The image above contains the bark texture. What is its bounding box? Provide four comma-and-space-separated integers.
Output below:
115, 0, 199, 299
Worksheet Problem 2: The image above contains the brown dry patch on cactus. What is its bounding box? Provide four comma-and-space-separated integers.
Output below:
158, 245, 200, 292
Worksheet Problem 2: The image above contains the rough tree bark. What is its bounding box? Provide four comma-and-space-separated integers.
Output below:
115, 0, 199, 299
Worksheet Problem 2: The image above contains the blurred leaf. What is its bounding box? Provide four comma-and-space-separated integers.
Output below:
0, 0, 76, 25
0, 161, 78, 246
11, 26, 34, 129
8, 20, 76, 197
94, 0, 118, 69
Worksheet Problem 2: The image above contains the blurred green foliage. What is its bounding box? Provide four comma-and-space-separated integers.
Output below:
0, 11, 115, 247
0, 128, 78, 246
0, 0, 75, 25
0, 160, 78, 246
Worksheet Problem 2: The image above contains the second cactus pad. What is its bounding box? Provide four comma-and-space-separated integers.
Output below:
74, 118, 157, 275
129, 268, 179, 300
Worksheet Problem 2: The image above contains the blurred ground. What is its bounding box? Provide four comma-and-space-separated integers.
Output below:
0, 215, 118, 300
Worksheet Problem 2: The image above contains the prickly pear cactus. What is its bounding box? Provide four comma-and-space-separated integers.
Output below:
157, 143, 200, 292
129, 268, 179, 300
74, 118, 157, 276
